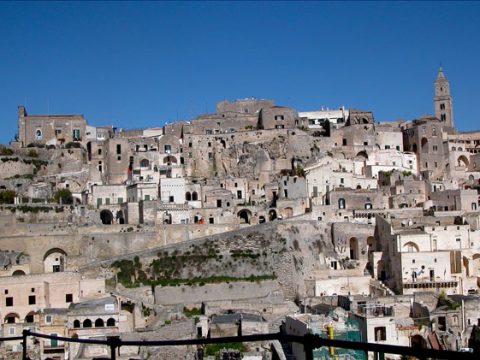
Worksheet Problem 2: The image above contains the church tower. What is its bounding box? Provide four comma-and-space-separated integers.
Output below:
434, 67, 454, 128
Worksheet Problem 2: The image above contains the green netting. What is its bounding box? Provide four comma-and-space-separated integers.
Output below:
312, 317, 366, 360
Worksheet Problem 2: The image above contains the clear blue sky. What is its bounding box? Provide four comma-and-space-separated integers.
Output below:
1, 1, 479, 144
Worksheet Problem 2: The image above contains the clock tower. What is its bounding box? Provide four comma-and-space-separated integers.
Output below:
434, 67, 454, 128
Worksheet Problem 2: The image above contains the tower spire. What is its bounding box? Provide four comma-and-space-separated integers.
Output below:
433, 67, 453, 127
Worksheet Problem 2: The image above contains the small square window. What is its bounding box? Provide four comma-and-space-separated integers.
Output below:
4, 289, 8, 295
45, 315, 52, 324
6, 297, 13, 306
66, 294, 73, 303
31, 288, 35, 293
29, 295, 36, 305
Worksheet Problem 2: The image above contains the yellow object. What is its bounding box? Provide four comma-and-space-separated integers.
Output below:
327, 323, 334, 356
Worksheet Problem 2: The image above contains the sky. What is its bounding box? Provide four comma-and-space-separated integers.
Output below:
1, 1, 480, 144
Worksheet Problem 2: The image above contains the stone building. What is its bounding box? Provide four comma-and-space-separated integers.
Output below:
17, 106, 87, 147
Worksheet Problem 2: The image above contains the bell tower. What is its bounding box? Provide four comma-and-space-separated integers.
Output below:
434, 67, 454, 128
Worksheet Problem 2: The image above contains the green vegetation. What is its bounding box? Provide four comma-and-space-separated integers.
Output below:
245, 125, 255, 130
205, 342, 247, 356
65, 142, 81, 149
53, 188, 73, 205
0, 147, 14, 155
6, 174, 34, 180
184, 307, 202, 317
1, 157, 19, 162
402, 170, 412, 177
27, 149, 38, 158
230, 249, 260, 259
0, 190, 16, 204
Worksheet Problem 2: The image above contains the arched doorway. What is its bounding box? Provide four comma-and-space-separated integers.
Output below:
458, 155, 469, 168
83, 319, 92, 328
12, 270, 26, 276
238, 209, 252, 224
355, 151, 368, 161
192, 191, 198, 201
349, 237, 359, 260
100, 210, 113, 225
421, 138, 428, 153
269, 209, 277, 221
377, 260, 386, 281
43, 248, 67, 273
95, 318, 105, 327
411, 334, 428, 349
107, 318, 116, 327
163, 155, 177, 165
116, 210, 125, 224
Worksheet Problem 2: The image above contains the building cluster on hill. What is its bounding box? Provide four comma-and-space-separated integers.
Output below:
1, 68, 480, 359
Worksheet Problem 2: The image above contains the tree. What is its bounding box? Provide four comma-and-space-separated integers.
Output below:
53, 189, 73, 205
0, 190, 16, 204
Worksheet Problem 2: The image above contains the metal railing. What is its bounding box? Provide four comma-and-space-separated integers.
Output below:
0, 330, 477, 360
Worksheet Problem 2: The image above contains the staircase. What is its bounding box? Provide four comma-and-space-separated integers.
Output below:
370, 278, 395, 296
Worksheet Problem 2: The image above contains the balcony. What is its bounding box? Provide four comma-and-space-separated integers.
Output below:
403, 279, 458, 290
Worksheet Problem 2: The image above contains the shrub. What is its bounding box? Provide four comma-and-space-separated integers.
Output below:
0, 147, 14, 155
0, 190, 16, 204
53, 189, 73, 205
27, 149, 38, 158
65, 142, 81, 149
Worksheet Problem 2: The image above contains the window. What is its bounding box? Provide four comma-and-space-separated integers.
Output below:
164, 144, 171, 153
363, 141, 368, 146
105, 198, 110, 205
209, 218, 214, 224
55, 128, 62, 136
275, 115, 285, 121
385, 145, 390, 149
217, 199, 222, 207
342, 139, 347, 146
6, 297, 13, 306
9, 327, 15, 336
237, 190, 242, 199
35, 129, 42, 140
116, 144, 121, 154
117, 155, 121, 161
208, 152, 213, 160
396, 146, 400, 151
66, 294, 73, 303
433, 145, 438, 151
6, 315, 16, 324
340, 178, 344, 184
208, 142, 211, 147
374, 327, 386, 341
72, 128, 81, 140
145, 195, 150, 201
338, 198, 346, 209
440, 103, 445, 110
441, 114, 446, 121
45, 315, 52, 324
25, 314, 34, 323
169, 196, 174, 203
97, 198, 102, 207
365, 203, 372, 210
28, 295, 36, 305
118, 197, 123, 204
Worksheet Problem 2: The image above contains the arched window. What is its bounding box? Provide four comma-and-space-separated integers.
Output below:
186, 192, 191, 201
338, 198, 346, 209
365, 203, 372, 210
35, 129, 42, 140
192, 192, 198, 201
83, 319, 92, 328
472, 203, 477, 211
95, 318, 104, 327
140, 159, 149, 168
74, 320, 81, 328
107, 318, 116, 327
